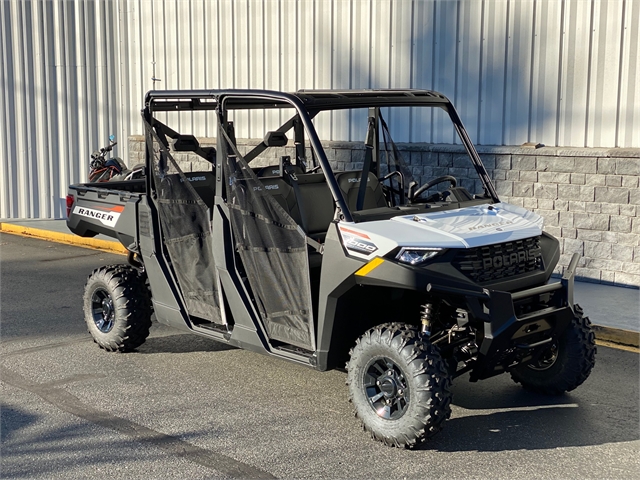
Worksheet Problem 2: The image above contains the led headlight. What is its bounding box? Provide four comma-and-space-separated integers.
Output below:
396, 247, 443, 265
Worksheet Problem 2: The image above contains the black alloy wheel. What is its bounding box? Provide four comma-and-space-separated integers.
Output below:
511, 304, 596, 395
527, 342, 559, 371
347, 323, 452, 448
364, 357, 410, 420
91, 287, 116, 333
83, 264, 152, 352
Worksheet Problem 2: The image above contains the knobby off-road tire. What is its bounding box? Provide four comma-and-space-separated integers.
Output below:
346, 323, 452, 448
84, 265, 152, 352
511, 304, 596, 395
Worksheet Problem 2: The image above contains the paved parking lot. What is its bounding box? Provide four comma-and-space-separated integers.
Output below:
1, 233, 639, 479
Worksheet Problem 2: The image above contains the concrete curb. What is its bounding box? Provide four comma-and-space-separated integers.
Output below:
1, 221, 637, 350
592, 325, 639, 349
0, 222, 127, 255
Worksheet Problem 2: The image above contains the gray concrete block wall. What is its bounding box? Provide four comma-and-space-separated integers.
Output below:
485, 153, 639, 287
129, 135, 640, 288
127, 135, 146, 165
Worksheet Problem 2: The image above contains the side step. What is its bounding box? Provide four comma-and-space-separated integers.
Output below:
272, 342, 317, 366
193, 321, 231, 340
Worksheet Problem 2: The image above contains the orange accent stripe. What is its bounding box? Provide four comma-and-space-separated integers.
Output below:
339, 226, 370, 239
93, 205, 125, 213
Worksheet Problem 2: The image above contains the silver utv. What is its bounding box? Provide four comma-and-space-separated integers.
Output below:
81, 89, 596, 448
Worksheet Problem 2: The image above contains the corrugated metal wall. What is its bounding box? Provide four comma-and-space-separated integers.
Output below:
1, 0, 639, 219
1, 0, 124, 218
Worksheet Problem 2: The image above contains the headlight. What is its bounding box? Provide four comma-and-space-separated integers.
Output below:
395, 248, 443, 265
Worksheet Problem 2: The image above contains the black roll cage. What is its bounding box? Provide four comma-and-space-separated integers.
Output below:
143, 89, 500, 222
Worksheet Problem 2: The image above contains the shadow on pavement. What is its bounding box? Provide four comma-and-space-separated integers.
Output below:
426, 401, 636, 452
420, 347, 639, 452
135, 334, 235, 355
1, 404, 39, 446
0, 403, 215, 479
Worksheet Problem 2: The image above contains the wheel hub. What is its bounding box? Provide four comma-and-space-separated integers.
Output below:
102, 298, 113, 320
379, 376, 397, 397
91, 287, 115, 333
363, 358, 409, 420
528, 343, 559, 371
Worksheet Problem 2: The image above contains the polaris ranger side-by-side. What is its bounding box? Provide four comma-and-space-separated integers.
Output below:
67, 89, 596, 448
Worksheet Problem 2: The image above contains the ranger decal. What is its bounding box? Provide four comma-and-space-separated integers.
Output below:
73, 205, 123, 228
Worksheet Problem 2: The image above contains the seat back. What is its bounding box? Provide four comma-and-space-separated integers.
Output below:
257, 177, 301, 224
164, 171, 216, 209
256, 164, 304, 178
335, 171, 387, 211
293, 173, 335, 239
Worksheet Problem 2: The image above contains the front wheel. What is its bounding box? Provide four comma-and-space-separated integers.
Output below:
83, 265, 152, 352
346, 323, 452, 448
510, 305, 596, 395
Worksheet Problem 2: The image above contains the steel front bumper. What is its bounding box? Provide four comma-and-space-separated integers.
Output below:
428, 253, 582, 381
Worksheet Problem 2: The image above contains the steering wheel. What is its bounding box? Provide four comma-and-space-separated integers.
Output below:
410, 175, 457, 202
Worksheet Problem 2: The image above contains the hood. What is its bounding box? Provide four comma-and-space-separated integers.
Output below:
342, 203, 544, 252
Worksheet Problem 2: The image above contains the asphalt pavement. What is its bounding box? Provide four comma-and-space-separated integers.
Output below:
1, 234, 639, 479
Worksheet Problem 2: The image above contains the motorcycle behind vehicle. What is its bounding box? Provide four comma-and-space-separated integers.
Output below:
89, 135, 144, 183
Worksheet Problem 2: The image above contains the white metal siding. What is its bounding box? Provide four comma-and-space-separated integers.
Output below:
1, 0, 638, 219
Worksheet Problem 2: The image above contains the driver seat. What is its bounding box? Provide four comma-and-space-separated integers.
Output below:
336, 171, 387, 211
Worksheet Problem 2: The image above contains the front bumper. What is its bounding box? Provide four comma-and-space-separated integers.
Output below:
428, 253, 581, 381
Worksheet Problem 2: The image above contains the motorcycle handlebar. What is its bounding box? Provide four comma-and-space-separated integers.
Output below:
99, 141, 117, 154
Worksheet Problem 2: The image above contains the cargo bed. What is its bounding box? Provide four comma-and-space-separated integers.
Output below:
66, 179, 144, 249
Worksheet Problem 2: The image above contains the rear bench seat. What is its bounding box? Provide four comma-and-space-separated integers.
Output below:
165, 171, 216, 209
256, 176, 302, 225
252, 169, 332, 269
255, 166, 335, 241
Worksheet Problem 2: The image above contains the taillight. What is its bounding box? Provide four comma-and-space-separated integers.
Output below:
66, 195, 74, 218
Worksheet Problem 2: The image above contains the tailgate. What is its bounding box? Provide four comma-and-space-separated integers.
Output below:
67, 183, 142, 250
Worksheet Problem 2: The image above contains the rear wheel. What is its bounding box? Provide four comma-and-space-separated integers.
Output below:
346, 323, 452, 448
84, 265, 152, 352
511, 305, 596, 395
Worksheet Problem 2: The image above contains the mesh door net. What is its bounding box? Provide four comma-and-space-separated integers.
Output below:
144, 119, 221, 323
219, 125, 316, 351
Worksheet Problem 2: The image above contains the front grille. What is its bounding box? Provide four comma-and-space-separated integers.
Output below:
453, 236, 543, 283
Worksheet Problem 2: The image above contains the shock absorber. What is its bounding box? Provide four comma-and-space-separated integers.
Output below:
420, 303, 433, 337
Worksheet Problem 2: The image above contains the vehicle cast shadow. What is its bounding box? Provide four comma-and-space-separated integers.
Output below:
419, 369, 639, 452
425, 403, 633, 452
135, 334, 235, 354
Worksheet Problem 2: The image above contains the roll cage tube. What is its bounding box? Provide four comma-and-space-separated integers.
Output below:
142, 108, 156, 199
142, 89, 501, 216
445, 104, 499, 203
217, 91, 354, 223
